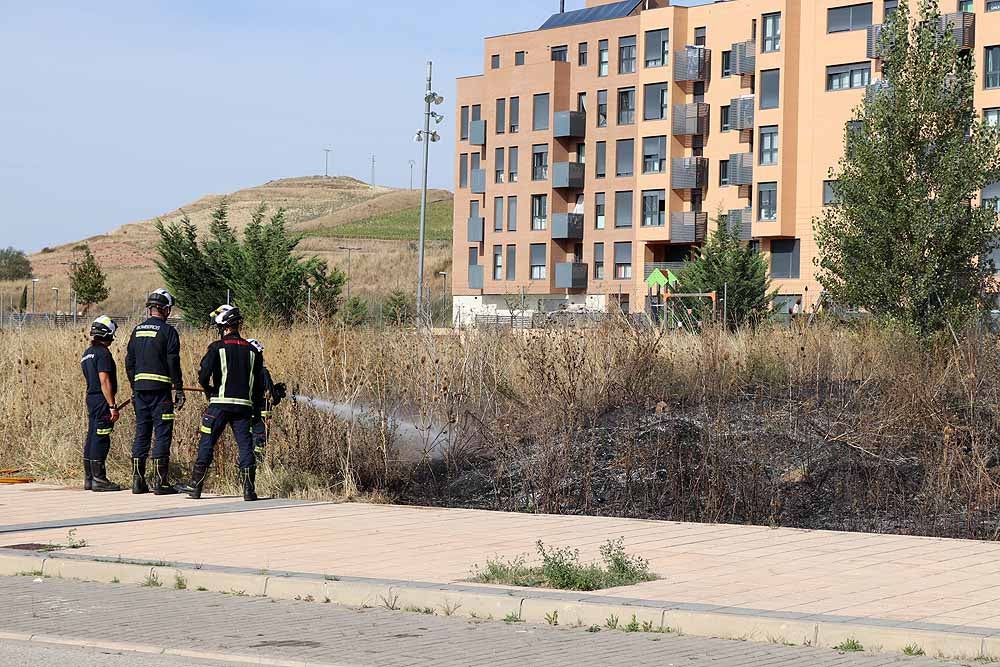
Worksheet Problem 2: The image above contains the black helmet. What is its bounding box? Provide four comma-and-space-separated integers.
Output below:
90, 315, 118, 343
211, 304, 243, 328
146, 288, 175, 310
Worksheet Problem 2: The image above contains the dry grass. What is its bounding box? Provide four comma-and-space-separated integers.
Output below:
3, 319, 1000, 538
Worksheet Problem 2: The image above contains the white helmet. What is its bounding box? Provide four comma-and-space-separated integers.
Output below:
211, 304, 242, 327
90, 315, 118, 342
146, 288, 175, 310
247, 338, 264, 354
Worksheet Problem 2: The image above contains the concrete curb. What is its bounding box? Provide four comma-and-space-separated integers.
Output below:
0, 549, 994, 660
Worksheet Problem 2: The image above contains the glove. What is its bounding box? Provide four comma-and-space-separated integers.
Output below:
174, 389, 186, 412
272, 383, 287, 406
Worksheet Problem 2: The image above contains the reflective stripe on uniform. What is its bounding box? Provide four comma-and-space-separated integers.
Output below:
135, 373, 171, 383
210, 397, 254, 407
248, 350, 256, 403
96, 427, 113, 435
260, 411, 272, 418
135, 331, 158, 338
218, 349, 228, 402
200, 425, 212, 434
161, 413, 174, 421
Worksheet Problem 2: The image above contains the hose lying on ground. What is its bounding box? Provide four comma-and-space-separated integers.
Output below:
0, 468, 35, 484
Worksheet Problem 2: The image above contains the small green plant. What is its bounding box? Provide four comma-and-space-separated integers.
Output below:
545, 610, 559, 626
439, 600, 461, 617
323, 597, 331, 604
142, 572, 161, 588
835, 638, 864, 652
379, 592, 400, 611
402, 606, 434, 615
227, 589, 248, 597
196, 586, 208, 591
16, 570, 44, 577
173, 574, 187, 590
605, 614, 619, 630
624, 614, 640, 633
902, 644, 925, 656
65, 529, 88, 549
324, 574, 339, 581
587, 625, 601, 633
111, 577, 120, 584
641, 621, 654, 633
503, 611, 523, 624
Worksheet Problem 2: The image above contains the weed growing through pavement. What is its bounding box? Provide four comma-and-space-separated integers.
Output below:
503, 612, 523, 624
439, 600, 461, 617
111, 577, 120, 583
16, 570, 44, 577
587, 625, 601, 633
379, 592, 400, 611
835, 638, 864, 652
544, 610, 559, 626
65, 529, 87, 549
141, 572, 161, 588
605, 614, 619, 630
404, 605, 435, 615
174, 574, 187, 590
624, 614, 641, 633
195, 586, 208, 591
470, 538, 655, 591
902, 644, 924, 656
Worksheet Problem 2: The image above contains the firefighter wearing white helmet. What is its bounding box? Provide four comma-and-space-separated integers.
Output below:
176, 305, 264, 501
80, 315, 123, 492
245, 338, 287, 464
124, 288, 185, 496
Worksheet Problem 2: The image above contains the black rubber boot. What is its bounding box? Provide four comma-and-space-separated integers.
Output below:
150, 457, 178, 495
175, 462, 208, 499
91, 459, 122, 492
131, 458, 149, 494
241, 466, 258, 502
83, 459, 93, 491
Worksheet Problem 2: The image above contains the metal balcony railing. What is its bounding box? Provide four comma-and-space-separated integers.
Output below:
725, 208, 754, 241
467, 216, 484, 243
728, 153, 753, 186
551, 213, 584, 240
674, 46, 711, 82
554, 262, 588, 289
866, 24, 885, 60
552, 161, 585, 189
670, 212, 708, 244
644, 262, 686, 281
731, 40, 756, 76
469, 119, 487, 146
865, 79, 892, 106
468, 265, 484, 289
553, 111, 587, 138
939, 12, 975, 51
670, 157, 708, 190
672, 103, 710, 136
731, 95, 755, 130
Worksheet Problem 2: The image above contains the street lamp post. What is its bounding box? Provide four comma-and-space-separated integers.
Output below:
31, 278, 39, 315
324, 148, 332, 177
415, 61, 444, 325
338, 245, 361, 301
409, 160, 416, 190
51, 287, 59, 315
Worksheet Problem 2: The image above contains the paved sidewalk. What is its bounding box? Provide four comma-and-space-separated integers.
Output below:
0, 576, 970, 666
4, 484, 1000, 657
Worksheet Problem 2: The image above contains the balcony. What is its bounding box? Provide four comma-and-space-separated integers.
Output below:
672, 103, 710, 136
731, 96, 755, 130
554, 262, 588, 290
551, 213, 584, 240
939, 12, 975, 50
866, 79, 892, 106
553, 111, 586, 138
468, 264, 484, 290
670, 157, 708, 190
731, 40, 756, 76
467, 215, 484, 243
469, 119, 487, 146
674, 46, 711, 82
866, 24, 885, 59
729, 153, 753, 186
552, 161, 585, 189
725, 208, 754, 241
470, 169, 486, 194
670, 212, 708, 244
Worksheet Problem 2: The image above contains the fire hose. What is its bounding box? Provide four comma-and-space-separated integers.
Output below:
0, 468, 35, 484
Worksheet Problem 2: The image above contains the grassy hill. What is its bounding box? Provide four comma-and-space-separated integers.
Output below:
3, 176, 454, 315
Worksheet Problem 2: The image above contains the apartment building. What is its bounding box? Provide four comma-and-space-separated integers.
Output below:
452, 0, 1000, 325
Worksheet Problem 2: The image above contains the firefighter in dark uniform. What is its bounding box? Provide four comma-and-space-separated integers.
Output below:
246, 338, 287, 464
175, 305, 264, 501
125, 288, 185, 495
81, 316, 123, 492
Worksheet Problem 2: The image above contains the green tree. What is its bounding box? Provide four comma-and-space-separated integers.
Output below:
680, 214, 773, 329
340, 295, 369, 326
383, 289, 412, 326
155, 200, 345, 325
18, 285, 27, 313
68, 246, 109, 315
0, 247, 32, 280
814, 0, 1000, 336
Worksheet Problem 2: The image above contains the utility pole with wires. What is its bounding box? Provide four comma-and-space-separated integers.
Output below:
323, 148, 332, 177
414, 61, 445, 324
370, 154, 376, 186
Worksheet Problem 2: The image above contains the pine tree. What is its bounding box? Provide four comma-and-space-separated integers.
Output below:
340, 295, 369, 327
383, 289, 412, 326
814, 0, 1000, 336
68, 246, 109, 315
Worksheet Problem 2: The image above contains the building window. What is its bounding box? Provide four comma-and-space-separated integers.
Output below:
759, 125, 778, 165
619, 36, 637, 74
598, 39, 609, 76
642, 190, 666, 227
642, 136, 667, 174
533, 93, 550, 131
770, 239, 800, 279
721, 50, 732, 77
578, 92, 587, 113
762, 12, 781, 52
884, 0, 899, 16
515, 51, 525, 66
506, 245, 516, 280
470, 151, 480, 173
986, 108, 1000, 126
988, 0, 1000, 11
597, 90, 608, 127
531, 195, 547, 231
694, 26, 707, 47
460, 106, 469, 140
616, 139, 634, 177
823, 180, 840, 205
492, 245, 503, 280
509, 146, 519, 183
496, 99, 506, 135
577, 142, 586, 163
720, 105, 731, 131
578, 42, 588, 66
643, 82, 669, 120
594, 242, 605, 279
459, 153, 469, 188
645, 28, 668, 67
495, 147, 505, 183
491, 54, 500, 69
596, 141, 607, 178
468, 246, 478, 268
595, 193, 606, 229
508, 196, 517, 231
760, 69, 780, 109
617, 87, 636, 125
509, 97, 519, 133
826, 62, 871, 90
615, 191, 633, 228
959, 0, 973, 11
828, 3, 874, 33
987, 47, 1000, 89
551, 45, 568, 62
530, 243, 547, 280
531, 144, 549, 180
471, 104, 481, 122
719, 160, 730, 186
614, 241, 633, 280
758, 182, 778, 221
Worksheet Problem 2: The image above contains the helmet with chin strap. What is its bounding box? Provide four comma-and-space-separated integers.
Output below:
90, 315, 117, 343
146, 288, 175, 311
210, 304, 243, 331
